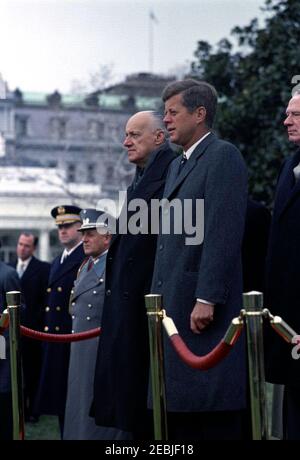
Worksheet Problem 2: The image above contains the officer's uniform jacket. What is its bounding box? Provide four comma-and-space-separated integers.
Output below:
63, 252, 128, 439
69, 255, 105, 332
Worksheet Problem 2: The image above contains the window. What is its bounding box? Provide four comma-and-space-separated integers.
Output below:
15, 116, 28, 137
88, 120, 104, 140
106, 165, 114, 181
67, 163, 76, 182
87, 163, 96, 184
50, 117, 67, 139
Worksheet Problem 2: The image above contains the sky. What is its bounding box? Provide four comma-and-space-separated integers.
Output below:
0, 0, 268, 94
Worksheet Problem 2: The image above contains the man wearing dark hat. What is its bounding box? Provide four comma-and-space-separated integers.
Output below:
35, 205, 85, 437
63, 209, 131, 440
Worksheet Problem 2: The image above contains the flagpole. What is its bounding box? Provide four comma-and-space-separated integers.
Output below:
149, 12, 154, 73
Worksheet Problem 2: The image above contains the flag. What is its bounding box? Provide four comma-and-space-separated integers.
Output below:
149, 10, 158, 24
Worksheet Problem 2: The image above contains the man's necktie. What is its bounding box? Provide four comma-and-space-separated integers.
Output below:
61, 253, 69, 264
178, 153, 187, 175
18, 263, 25, 278
87, 258, 94, 271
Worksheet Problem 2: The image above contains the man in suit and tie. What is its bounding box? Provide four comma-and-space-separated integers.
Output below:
35, 205, 84, 437
0, 239, 21, 440
151, 79, 248, 440
264, 91, 300, 440
12, 233, 50, 423
92, 111, 175, 438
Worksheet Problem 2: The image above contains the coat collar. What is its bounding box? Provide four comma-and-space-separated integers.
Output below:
49, 244, 84, 285
274, 148, 300, 220
71, 266, 104, 299
19, 256, 38, 280
115, 143, 175, 238
164, 132, 216, 199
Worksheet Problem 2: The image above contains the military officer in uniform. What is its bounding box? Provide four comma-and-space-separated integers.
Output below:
34, 205, 85, 437
63, 209, 131, 440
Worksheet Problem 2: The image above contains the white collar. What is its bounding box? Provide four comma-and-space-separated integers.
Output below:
184, 131, 211, 160
60, 241, 82, 263
17, 257, 32, 269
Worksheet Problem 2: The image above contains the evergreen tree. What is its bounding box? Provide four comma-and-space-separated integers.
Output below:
191, 0, 300, 206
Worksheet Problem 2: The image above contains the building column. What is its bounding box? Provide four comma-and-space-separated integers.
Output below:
38, 230, 50, 262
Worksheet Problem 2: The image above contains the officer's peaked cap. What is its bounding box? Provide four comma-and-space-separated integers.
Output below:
51, 205, 82, 225
78, 209, 113, 232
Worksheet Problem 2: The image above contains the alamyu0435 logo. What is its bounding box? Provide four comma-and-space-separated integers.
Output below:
0, 335, 5, 359
291, 335, 300, 360
291, 75, 300, 96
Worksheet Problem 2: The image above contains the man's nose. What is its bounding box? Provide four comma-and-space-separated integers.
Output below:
163, 113, 171, 124
123, 136, 132, 147
284, 114, 292, 125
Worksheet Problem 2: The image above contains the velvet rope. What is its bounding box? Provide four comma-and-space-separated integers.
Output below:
20, 325, 101, 342
169, 328, 243, 370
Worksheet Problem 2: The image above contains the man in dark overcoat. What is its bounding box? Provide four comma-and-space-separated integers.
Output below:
264, 91, 300, 440
92, 111, 175, 437
34, 205, 84, 437
151, 79, 248, 440
12, 232, 50, 422
242, 199, 271, 293
0, 241, 21, 440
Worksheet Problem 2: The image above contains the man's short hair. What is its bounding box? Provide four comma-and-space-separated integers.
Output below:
20, 232, 39, 248
162, 79, 218, 128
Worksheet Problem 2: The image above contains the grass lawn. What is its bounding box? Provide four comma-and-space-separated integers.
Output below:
25, 415, 60, 440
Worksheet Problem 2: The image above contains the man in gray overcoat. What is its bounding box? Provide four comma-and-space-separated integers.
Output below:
151, 79, 248, 440
63, 209, 131, 440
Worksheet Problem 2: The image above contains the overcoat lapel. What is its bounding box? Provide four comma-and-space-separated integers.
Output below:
72, 268, 101, 299
49, 245, 83, 285
21, 257, 39, 281
275, 149, 300, 220
112, 145, 175, 243
164, 133, 216, 199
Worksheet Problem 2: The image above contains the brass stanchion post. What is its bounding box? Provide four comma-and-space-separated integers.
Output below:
145, 294, 168, 440
7, 291, 25, 440
243, 291, 268, 440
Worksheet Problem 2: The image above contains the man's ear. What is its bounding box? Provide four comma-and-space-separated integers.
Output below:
196, 106, 206, 124
155, 129, 165, 145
